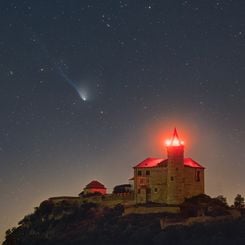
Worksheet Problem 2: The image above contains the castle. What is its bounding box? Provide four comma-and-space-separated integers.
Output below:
48, 128, 205, 208
133, 128, 205, 205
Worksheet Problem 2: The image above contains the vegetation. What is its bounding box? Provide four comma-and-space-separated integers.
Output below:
180, 194, 229, 217
4, 194, 245, 245
234, 194, 245, 208
215, 195, 228, 206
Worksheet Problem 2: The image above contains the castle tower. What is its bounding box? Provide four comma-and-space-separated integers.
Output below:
166, 128, 185, 204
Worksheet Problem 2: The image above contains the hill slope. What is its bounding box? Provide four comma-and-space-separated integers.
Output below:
3, 197, 245, 245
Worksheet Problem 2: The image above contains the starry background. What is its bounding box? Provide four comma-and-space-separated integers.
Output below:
1, 0, 245, 241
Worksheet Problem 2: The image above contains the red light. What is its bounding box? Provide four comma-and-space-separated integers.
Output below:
165, 128, 184, 147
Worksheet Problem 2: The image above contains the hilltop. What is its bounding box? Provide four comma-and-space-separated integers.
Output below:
4, 194, 245, 245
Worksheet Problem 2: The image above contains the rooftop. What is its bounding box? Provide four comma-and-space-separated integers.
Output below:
134, 157, 205, 169
165, 128, 184, 146
85, 180, 106, 189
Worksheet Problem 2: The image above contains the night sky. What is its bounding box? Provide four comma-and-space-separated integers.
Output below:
1, 0, 245, 241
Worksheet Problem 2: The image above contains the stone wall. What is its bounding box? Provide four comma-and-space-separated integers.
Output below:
84, 188, 106, 195
184, 167, 204, 198
48, 196, 81, 205
166, 145, 185, 205
124, 205, 180, 215
49, 193, 135, 208
134, 164, 205, 205
134, 167, 168, 204
160, 210, 241, 229
149, 167, 168, 203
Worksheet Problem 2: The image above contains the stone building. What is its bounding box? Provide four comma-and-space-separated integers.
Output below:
133, 129, 205, 205
82, 180, 107, 195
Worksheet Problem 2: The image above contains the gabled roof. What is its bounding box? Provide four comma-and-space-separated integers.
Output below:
134, 157, 205, 169
85, 180, 106, 189
134, 157, 165, 168
184, 158, 205, 169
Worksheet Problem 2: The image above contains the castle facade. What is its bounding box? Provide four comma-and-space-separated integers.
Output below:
133, 129, 205, 205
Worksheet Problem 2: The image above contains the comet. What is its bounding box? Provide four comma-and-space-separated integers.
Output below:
78, 89, 88, 101
57, 66, 89, 102
31, 35, 90, 102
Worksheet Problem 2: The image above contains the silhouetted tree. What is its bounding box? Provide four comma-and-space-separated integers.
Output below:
215, 195, 228, 206
234, 194, 244, 208
181, 194, 229, 217
38, 200, 54, 216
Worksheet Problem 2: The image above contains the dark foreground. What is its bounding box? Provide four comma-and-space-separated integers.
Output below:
4, 196, 245, 245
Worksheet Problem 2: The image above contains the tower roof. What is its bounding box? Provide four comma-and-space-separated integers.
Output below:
165, 128, 184, 146
85, 180, 106, 189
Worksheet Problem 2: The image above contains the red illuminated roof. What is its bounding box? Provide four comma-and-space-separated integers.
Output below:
134, 157, 204, 169
85, 180, 106, 189
134, 157, 165, 168
184, 158, 205, 169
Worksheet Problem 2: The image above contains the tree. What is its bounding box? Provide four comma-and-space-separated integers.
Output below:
215, 195, 228, 206
234, 194, 244, 208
